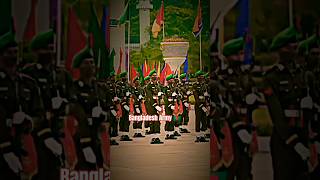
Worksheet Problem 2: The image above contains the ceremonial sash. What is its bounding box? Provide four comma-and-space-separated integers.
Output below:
129, 97, 134, 114
141, 101, 147, 115
309, 143, 319, 172
250, 130, 259, 155
21, 133, 38, 176
179, 101, 184, 114
221, 121, 234, 167
116, 103, 123, 118
100, 131, 110, 169
61, 115, 78, 169
210, 128, 222, 171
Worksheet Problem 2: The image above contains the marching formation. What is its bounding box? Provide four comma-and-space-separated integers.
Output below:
0, 29, 214, 180
208, 24, 320, 179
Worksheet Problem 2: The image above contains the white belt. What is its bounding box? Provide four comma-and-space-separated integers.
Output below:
153, 96, 158, 100
284, 109, 299, 118
240, 108, 247, 114
199, 96, 204, 100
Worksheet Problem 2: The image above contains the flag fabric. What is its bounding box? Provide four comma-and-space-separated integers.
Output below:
192, 0, 203, 38
125, 51, 129, 73
89, 2, 110, 79
137, 65, 144, 84
0, 0, 12, 35
130, 64, 137, 81
118, 1, 129, 25
23, 0, 38, 42
117, 47, 123, 74
183, 54, 188, 79
65, 7, 87, 79
101, 3, 110, 49
151, 0, 164, 38
109, 48, 116, 73
144, 59, 150, 77
236, 0, 252, 65
210, 0, 238, 56
157, 61, 161, 76
160, 63, 172, 84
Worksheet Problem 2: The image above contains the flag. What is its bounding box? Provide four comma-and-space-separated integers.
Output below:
144, 59, 149, 77
101, 3, 110, 49
183, 54, 188, 79
117, 47, 123, 74
157, 61, 161, 76
137, 65, 144, 84
88, 2, 110, 79
118, 1, 129, 25
65, 7, 86, 79
0, 0, 12, 35
130, 64, 137, 81
109, 48, 116, 73
160, 63, 172, 84
125, 51, 129, 73
236, 0, 253, 65
210, 0, 238, 55
151, 0, 164, 38
23, 0, 38, 42
192, 0, 203, 38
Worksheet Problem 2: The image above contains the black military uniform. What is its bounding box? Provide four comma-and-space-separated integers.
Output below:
145, 70, 163, 144
69, 47, 109, 170
193, 70, 209, 142
131, 77, 145, 138
163, 74, 177, 140
263, 26, 310, 180
177, 73, 191, 133
106, 72, 120, 146
117, 72, 132, 141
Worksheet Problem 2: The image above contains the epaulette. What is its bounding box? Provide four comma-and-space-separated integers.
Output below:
0, 71, 6, 79
18, 72, 37, 83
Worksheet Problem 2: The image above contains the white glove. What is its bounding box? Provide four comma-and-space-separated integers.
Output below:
186, 91, 191, 95
44, 137, 63, 156
113, 97, 120, 102
13, 111, 32, 125
237, 129, 252, 144
172, 92, 177, 97
138, 95, 143, 100
202, 106, 207, 113
184, 102, 189, 107
92, 106, 103, 118
126, 91, 131, 97
294, 142, 310, 161
82, 147, 97, 164
315, 141, 320, 155
136, 108, 141, 114
158, 92, 163, 96
171, 105, 175, 110
300, 96, 313, 109
3, 152, 22, 174
245, 93, 257, 105
111, 110, 117, 117
155, 106, 162, 112
124, 105, 130, 111
52, 96, 68, 110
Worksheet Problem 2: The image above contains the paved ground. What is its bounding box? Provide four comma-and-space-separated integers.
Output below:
110, 107, 273, 180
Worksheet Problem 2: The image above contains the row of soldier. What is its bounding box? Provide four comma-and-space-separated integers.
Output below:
208, 24, 320, 180
0, 29, 214, 180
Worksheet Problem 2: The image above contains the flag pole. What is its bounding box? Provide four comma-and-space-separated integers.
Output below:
162, 0, 165, 39
57, 0, 62, 66
127, 0, 131, 82
128, 20, 130, 81
200, 31, 202, 70
289, 0, 293, 26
